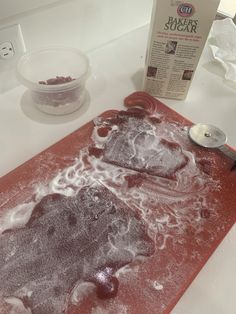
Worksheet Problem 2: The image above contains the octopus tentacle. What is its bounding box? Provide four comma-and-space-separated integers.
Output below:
124, 92, 159, 115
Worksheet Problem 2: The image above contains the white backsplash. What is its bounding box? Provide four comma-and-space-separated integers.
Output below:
0, 0, 60, 21
0, 0, 153, 52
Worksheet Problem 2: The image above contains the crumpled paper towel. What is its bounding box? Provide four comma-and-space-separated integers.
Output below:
209, 18, 236, 82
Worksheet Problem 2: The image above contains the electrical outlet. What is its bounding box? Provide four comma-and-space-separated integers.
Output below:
0, 42, 15, 59
0, 24, 26, 70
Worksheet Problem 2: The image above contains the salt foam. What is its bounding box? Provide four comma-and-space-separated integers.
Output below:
0, 111, 221, 314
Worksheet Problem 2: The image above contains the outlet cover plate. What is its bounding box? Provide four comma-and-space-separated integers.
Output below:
0, 24, 26, 70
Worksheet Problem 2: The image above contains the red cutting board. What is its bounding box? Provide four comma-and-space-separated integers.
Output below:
0, 92, 236, 314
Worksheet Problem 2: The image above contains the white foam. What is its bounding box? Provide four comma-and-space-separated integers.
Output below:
91, 301, 128, 314
0, 113, 221, 313
4, 297, 32, 314
106, 119, 218, 244
70, 282, 95, 305
0, 202, 34, 234
152, 281, 164, 291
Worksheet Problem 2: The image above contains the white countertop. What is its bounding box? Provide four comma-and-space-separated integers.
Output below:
0, 24, 236, 314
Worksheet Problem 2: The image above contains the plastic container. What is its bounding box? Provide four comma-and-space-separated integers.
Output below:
16, 47, 89, 115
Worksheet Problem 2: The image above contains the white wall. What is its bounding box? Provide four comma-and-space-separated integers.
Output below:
0, 0, 235, 23
0, 0, 153, 53
0, 0, 60, 21
0, 0, 234, 54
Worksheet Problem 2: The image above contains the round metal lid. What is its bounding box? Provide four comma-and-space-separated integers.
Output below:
189, 123, 227, 148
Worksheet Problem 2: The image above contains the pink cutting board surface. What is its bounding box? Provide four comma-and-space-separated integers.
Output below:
0, 92, 235, 314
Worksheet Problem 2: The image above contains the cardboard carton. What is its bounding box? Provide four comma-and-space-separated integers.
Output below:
143, 0, 221, 100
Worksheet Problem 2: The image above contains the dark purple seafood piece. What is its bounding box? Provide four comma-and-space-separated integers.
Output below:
0, 184, 154, 314
102, 119, 189, 179
39, 76, 75, 85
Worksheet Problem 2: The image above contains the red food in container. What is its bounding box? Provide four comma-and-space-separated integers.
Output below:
16, 47, 89, 115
